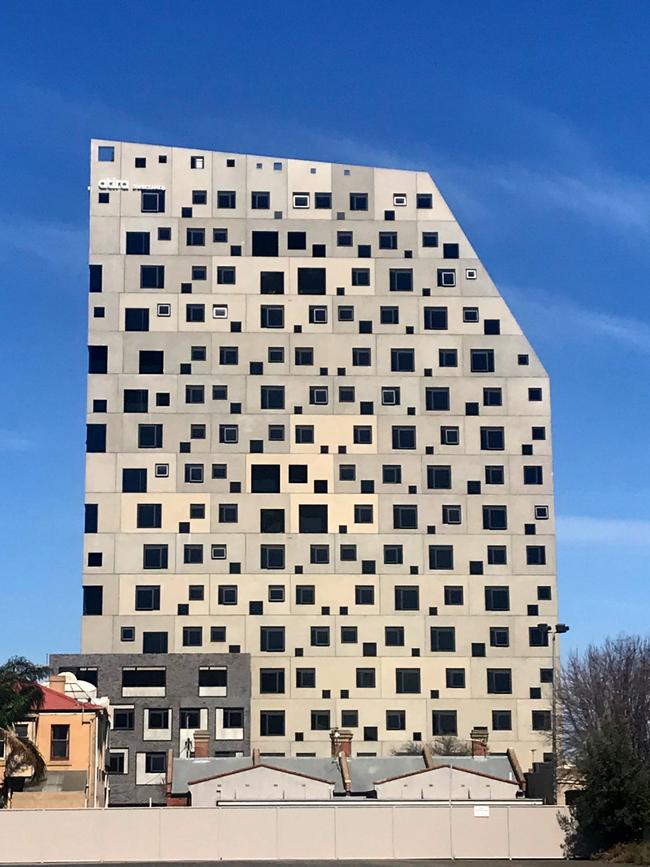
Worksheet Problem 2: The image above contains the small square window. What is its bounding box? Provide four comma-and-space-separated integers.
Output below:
98, 145, 114, 162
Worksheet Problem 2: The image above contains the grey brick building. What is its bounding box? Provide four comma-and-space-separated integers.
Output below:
50, 653, 250, 805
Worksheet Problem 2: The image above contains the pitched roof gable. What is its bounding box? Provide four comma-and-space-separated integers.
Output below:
374, 762, 519, 786
36, 684, 101, 713
188, 762, 333, 787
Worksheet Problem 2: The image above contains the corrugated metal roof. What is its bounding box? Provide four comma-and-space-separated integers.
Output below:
27, 770, 87, 792
172, 753, 514, 796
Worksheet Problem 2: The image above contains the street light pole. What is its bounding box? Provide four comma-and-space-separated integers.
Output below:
538, 622, 570, 805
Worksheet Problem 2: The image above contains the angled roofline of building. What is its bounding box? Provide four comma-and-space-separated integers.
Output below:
89, 137, 429, 174
373, 761, 520, 787
187, 761, 334, 787
32, 683, 103, 714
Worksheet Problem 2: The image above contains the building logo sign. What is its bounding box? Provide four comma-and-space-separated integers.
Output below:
96, 179, 166, 191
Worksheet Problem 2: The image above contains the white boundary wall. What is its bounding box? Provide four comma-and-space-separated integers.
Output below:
0, 802, 568, 863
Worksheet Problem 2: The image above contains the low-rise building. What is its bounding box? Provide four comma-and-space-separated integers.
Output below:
170, 729, 525, 805
50, 652, 251, 805
0, 674, 110, 809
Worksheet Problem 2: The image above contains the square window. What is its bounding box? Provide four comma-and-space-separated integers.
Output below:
389, 269, 413, 292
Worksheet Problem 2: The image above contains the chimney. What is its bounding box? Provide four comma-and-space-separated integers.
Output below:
48, 675, 66, 694
252, 748, 261, 766
470, 726, 489, 758
330, 728, 353, 757
338, 752, 352, 794
193, 730, 210, 758
422, 743, 435, 769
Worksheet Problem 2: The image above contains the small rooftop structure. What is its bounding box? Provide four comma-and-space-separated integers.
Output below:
171, 749, 523, 804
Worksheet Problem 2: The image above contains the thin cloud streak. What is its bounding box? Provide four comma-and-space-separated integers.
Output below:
491, 166, 650, 234
0, 217, 86, 274
0, 429, 35, 453
506, 288, 650, 355
558, 515, 650, 546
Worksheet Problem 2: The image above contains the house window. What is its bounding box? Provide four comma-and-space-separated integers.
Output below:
349, 192, 368, 211
260, 711, 285, 736
217, 190, 236, 208
396, 669, 420, 694
471, 349, 495, 373
487, 669, 513, 694
145, 752, 167, 774
430, 627, 456, 652
50, 725, 70, 760
252, 191, 270, 209
389, 269, 413, 292
432, 710, 457, 736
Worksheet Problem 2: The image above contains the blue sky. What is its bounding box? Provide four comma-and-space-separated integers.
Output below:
1, 1, 649, 662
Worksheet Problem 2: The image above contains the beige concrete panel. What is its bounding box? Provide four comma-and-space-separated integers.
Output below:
90, 216, 121, 255
373, 168, 418, 221
510, 806, 567, 858
334, 804, 395, 858
217, 805, 278, 859
451, 804, 509, 858
277, 805, 337, 859
392, 804, 453, 857
158, 805, 222, 860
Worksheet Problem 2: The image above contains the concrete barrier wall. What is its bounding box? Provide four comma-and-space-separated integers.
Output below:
0, 802, 568, 863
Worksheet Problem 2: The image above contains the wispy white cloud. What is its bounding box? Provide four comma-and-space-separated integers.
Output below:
506, 287, 650, 355
491, 165, 650, 234
0, 429, 35, 452
0, 217, 85, 274
558, 515, 650, 545
292, 109, 650, 237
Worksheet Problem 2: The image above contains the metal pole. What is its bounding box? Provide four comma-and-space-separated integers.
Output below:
551, 630, 558, 806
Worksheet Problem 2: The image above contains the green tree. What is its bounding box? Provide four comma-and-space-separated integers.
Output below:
0, 656, 50, 801
559, 636, 650, 856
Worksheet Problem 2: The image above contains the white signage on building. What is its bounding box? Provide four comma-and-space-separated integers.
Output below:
473, 805, 490, 817
96, 179, 166, 191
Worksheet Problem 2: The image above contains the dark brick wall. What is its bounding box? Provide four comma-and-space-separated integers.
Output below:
50, 652, 250, 805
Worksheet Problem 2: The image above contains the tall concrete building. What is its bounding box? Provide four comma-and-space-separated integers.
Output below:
80, 138, 557, 760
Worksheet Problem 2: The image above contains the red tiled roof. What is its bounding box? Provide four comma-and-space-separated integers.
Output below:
36, 684, 102, 713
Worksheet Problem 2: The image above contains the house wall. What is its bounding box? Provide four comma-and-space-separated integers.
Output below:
1, 711, 108, 809
375, 765, 519, 800
0, 803, 569, 862
190, 765, 334, 804
33, 712, 93, 775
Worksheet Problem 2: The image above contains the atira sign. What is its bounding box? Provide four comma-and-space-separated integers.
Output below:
97, 179, 166, 191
